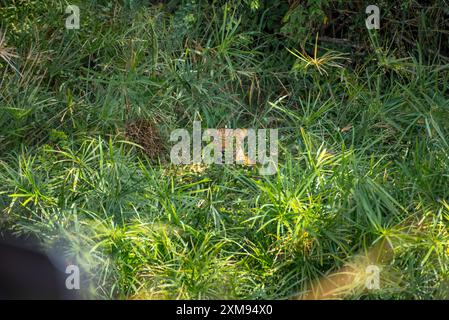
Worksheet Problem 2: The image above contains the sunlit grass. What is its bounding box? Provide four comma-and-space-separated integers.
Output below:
0, 0, 449, 300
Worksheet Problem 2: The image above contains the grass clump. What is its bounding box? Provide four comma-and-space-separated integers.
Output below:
1, 0, 449, 299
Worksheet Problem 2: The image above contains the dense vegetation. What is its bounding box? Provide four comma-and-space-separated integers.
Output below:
1, 0, 449, 299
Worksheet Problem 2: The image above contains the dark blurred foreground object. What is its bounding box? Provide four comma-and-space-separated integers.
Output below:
0, 234, 76, 299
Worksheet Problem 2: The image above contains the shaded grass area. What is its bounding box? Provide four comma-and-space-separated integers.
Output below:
1, 1, 449, 299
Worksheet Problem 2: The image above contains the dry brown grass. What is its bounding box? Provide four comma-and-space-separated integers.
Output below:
125, 119, 165, 160
0, 29, 20, 75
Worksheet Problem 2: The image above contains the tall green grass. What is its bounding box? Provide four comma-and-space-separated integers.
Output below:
0, 0, 449, 299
